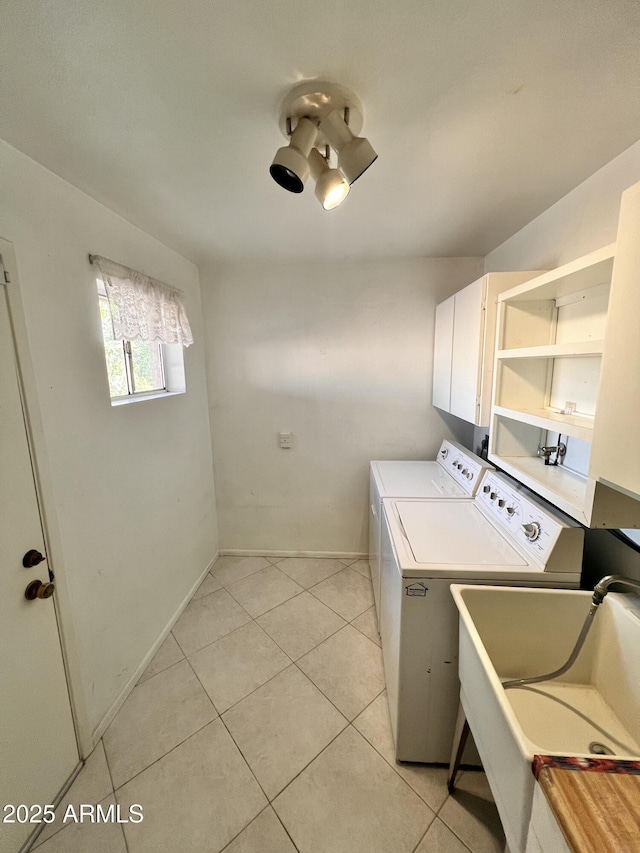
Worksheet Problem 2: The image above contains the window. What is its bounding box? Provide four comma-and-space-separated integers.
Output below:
92, 255, 192, 405
97, 282, 166, 398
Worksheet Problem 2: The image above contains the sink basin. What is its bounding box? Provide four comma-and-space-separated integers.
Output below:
451, 584, 640, 853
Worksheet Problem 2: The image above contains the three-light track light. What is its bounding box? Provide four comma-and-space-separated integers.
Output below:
269, 81, 377, 211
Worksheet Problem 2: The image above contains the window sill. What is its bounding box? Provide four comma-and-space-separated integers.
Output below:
110, 389, 185, 407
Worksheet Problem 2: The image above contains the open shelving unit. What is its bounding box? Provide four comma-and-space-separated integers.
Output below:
488, 239, 640, 528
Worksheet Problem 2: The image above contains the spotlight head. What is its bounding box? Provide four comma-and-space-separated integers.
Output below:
269, 117, 317, 194
337, 136, 378, 185
270, 147, 309, 193
317, 172, 350, 210
308, 148, 350, 210
318, 109, 377, 185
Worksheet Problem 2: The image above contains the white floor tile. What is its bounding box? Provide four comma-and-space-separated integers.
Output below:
225, 565, 304, 617
103, 659, 217, 788
256, 591, 346, 660
351, 606, 380, 646
309, 567, 374, 621
34, 796, 127, 853
34, 742, 113, 848
211, 555, 271, 586
117, 720, 267, 853
222, 806, 297, 853
353, 693, 449, 813
172, 588, 251, 655
297, 625, 385, 720
274, 557, 347, 588
439, 770, 505, 853
414, 817, 472, 852
222, 665, 347, 799
273, 726, 434, 853
192, 571, 223, 599
188, 621, 290, 713
350, 559, 371, 579
138, 632, 184, 684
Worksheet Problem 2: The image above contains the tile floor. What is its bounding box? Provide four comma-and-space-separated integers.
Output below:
34, 556, 506, 853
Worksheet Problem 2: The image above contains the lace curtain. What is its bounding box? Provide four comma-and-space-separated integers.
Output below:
92, 255, 194, 347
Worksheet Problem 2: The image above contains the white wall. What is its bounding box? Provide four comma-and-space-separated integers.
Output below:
202, 257, 483, 555
485, 139, 640, 272
0, 140, 218, 745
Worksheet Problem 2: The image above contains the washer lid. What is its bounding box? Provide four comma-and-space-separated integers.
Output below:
375, 461, 465, 498
396, 500, 528, 566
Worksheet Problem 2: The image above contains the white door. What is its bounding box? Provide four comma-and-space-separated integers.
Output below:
0, 243, 78, 853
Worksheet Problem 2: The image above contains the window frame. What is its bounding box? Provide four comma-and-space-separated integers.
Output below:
96, 279, 186, 405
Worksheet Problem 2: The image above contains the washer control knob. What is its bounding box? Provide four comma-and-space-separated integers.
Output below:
482, 485, 491, 494
522, 522, 541, 541
506, 506, 516, 517
440, 448, 448, 459
498, 499, 505, 508
490, 492, 497, 501
461, 468, 468, 476
467, 471, 474, 480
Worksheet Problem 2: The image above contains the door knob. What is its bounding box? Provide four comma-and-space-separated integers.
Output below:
24, 580, 55, 600
23, 549, 45, 568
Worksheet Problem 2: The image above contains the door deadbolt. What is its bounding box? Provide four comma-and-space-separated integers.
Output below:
23, 549, 45, 568
24, 580, 55, 601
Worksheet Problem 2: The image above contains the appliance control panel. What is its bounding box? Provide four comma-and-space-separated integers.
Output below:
436, 440, 492, 495
475, 471, 570, 566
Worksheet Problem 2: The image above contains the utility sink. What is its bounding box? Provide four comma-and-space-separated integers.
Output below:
451, 585, 640, 853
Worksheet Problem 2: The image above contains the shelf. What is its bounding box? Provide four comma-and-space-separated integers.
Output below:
489, 454, 588, 525
496, 244, 616, 304
493, 406, 594, 442
497, 341, 605, 360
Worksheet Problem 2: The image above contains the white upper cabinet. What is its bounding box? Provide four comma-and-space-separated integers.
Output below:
432, 296, 454, 412
489, 180, 640, 527
433, 272, 541, 426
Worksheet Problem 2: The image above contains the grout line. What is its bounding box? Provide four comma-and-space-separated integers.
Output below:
408, 810, 439, 853
216, 699, 272, 803
269, 723, 351, 803
216, 805, 273, 853
183, 655, 220, 716
109, 715, 220, 793
102, 737, 117, 793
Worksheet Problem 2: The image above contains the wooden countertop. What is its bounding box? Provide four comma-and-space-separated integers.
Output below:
537, 765, 640, 853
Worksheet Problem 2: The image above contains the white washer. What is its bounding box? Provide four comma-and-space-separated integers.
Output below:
369, 440, 493, 619
380, 470, 583, 764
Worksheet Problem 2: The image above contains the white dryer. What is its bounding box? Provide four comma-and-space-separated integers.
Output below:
380, 470, 583, 764
369, 440, 492, 619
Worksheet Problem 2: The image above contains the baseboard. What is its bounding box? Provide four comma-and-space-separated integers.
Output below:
220, 549, 367, 561
89, 551, 218, 749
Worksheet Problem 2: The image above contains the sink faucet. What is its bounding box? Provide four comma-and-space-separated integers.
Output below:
503, 574, 640, 691
592, 574, 640, 605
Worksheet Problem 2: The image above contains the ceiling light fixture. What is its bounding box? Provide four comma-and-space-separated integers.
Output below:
269, 81, 377, 210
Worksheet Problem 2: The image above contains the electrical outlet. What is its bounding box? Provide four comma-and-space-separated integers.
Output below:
279, 431, 292, 449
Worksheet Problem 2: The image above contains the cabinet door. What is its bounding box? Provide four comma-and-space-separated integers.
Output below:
432, 296, 454, 411
450, 278, 484, 423
590, 180, 640, 498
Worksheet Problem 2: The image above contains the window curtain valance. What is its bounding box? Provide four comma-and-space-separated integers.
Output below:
91, 255, 194, 347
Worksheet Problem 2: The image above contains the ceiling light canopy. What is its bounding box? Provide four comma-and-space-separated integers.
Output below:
269, 81, 377, 211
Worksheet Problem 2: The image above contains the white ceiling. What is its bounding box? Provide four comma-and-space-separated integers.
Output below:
2, 1, 640, 264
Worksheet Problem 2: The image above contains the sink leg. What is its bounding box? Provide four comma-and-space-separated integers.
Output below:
447, 702, 470, 794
